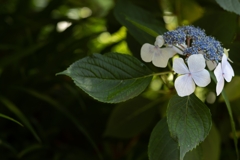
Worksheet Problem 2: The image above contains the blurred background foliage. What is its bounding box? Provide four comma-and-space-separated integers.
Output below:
0, 0, 240, 159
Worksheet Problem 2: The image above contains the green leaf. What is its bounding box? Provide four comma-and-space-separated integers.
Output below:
201, 124, 221, 160
148, 118, 179, 160
219, 76, 240, 102
215, 0, 240, 15
167, 94, 212, 160
224, 43, 240, 76
221, 90, 239, 159
0, 96, 41, 143
20, 88, 103, 160
0, 113, 23, 127
104, 97, 159, 138
184, 147, 202, 160
17, 144, 45, 158
210, 72, 239, 159
114, 0, 167, 44
194, 11, 237, 43
57, 53, 153, 103
184, 124, 221, 160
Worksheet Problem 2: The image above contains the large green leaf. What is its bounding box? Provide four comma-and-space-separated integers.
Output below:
148, 118, 179, 160
57, 53, 153, 103
215, 0, 240, 15
114, 0, 167, 44
201, 124, 221, 160
104, 97, 159, 138
221, 90, 239, 159
210, 72, 239, 159
167, 94, 212, 160
220, 76, 240, 102
194, 11, 237, 43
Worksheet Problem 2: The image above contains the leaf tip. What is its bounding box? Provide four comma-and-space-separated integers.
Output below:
55, 70, 69, 76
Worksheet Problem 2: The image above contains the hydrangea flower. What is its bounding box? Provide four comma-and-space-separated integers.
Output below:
140, 36, 178, 68
173, 54, 211, 97
214, 54, 234, 95
140, 25, 234, 97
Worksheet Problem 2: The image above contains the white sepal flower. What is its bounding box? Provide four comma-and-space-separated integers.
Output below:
206, 61, 217, 71
173, 54, 211, 97
214, 54, 234, 96
140, 35, 176, 68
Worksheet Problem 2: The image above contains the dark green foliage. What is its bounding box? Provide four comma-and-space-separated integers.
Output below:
0, 0, 240, 160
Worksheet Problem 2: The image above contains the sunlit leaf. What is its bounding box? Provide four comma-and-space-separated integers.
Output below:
104, 97, 159, 138
215, 0, 240, 15
167, 94, 212, 160
114, 0, 167, 44
57, 53, 153, 103
148, 118, 179, 160
177, 0, 204, 24
0, 96, 41, 143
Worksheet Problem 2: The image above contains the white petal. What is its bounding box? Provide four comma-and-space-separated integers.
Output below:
216, 78, 225, 96
223, 62, 234, 82
152, 48, 168, 68
206, 61, 217, 71
214, 63, 223, 82
172, 43, 187, 55
191, 69, 211, 87
173, 58, 189, 74
161, 47, 176, 58
188, 54, 206, 73
140, 43, 154, 62
154, 35, 164, 47
222, 54, 234, 82
175, 75, 195, 97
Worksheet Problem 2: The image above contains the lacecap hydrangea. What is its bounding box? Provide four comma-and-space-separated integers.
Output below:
140, 25, 234, 97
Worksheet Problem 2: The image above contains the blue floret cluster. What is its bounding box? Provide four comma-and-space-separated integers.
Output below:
162, 26, 223, 63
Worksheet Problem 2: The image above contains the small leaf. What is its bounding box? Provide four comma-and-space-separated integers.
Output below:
57, 53, 153, 103
167, 94, 212, 160
104, 97, 159, 138
148, 118, 179, 160
114, 0, 167, 44
215, 0, 240, 15
0, 113, 23, 126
